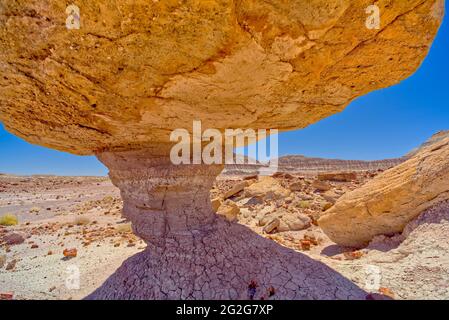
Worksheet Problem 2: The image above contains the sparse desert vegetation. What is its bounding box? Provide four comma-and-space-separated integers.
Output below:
0, 214, 18, 226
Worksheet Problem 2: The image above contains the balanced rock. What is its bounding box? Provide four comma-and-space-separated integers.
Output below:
0, 0, 444, 300
319, 131, 449, 248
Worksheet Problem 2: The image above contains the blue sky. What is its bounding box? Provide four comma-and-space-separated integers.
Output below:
1, 8, 448, 176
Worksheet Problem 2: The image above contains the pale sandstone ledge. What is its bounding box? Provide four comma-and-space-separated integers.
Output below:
319, 131, 449, 248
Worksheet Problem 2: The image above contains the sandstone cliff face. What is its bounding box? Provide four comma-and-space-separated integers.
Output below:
0, 0, 444, 154
318, 131, 449, 248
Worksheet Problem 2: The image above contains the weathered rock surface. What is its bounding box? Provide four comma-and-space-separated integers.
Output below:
332, 200, 449, 299
211, 197, 222, 213
223, 181, 249, 199
263, 217, 280, 234
97, 147, 224, 244
318, 172, 357, 182
217, 200, 240, 222
0, 0, 445, 300
312, 180, 332, 192
244, 176, 291, 200
278, 212, 311, 232
2, 232, 26, 246
259, 210, 311, 233
319, 131, 449, 247
0, 0, 444, 154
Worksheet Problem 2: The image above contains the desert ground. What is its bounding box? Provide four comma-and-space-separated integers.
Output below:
1, 155, 448, 300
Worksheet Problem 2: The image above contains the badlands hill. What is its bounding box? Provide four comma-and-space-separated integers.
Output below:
223, 155, 404, 176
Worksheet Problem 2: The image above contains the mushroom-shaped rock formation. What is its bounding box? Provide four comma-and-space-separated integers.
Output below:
319, 131, 449, 248
0, 1, 444, 299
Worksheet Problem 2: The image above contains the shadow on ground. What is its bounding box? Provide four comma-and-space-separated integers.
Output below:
86, 217, 368, 300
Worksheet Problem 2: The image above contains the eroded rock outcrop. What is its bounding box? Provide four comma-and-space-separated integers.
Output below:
334, 200, 449, 299
0, 0, 444, 299
97, 146, 224, 244
92, 146, 367, 300
319, 131, 449, 248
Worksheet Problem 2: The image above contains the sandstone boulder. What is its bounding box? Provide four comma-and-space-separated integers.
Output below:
244, 177, 291, 200
288, 181, 303, 192
211, 197, 222, 213
318, 172, 357, 182
263, 218, 280, 234
272, 172, 293, 179
217, 200, 240, 222
2, 232, 26, 245
223, 181, 249, 199
312, 180, 332, 192
319, 131, 449, 247
242, 196, 264, 207
321, 190, 341, 204
260, 210, 311, 233
0, 0, 444, 300
0, 1, 443, 154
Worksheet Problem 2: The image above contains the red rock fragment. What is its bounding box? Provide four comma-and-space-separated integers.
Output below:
0, 292, 13, 300
63, 248, 77, 258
